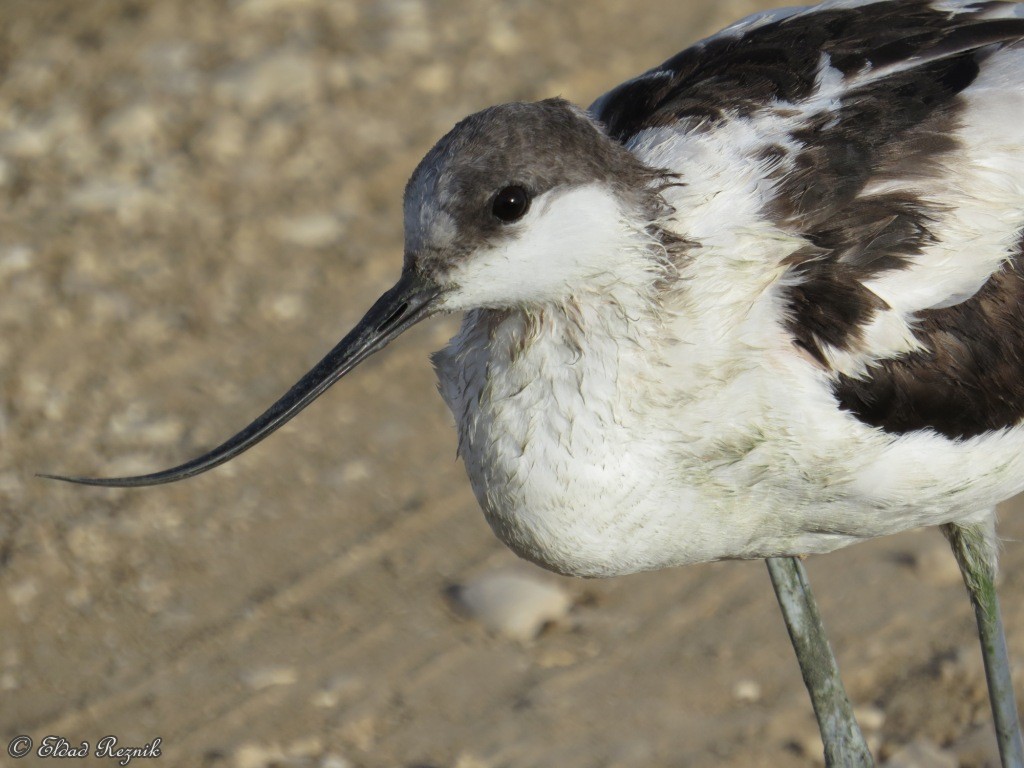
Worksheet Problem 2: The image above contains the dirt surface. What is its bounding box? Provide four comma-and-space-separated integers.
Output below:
2, 1, 1023, 766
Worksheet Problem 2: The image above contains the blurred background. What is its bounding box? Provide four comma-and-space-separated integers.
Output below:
1, 0, 1022, 766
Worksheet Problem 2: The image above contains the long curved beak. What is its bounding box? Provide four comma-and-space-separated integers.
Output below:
42, 270, 442, 487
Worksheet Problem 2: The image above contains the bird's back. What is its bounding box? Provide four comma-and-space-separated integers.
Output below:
592, 0, 1024, 440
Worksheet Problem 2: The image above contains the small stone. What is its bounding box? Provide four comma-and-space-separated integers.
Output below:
535, 648, 577, 669
140, 40, 198, 91
235, 0, 320, 17
109, 406, 186, 446
214, 51, 320, 112
310, 690, 336, 709
101, 101, 163, 154
732, 679, 762, 703
286, 736, 323, 758
252, 118, 295, 159
339, 715, 376, 752
233, 743, 286, 768
65, 582, 92, 609
384, 0, 432, 54
136, 575, 173, 612
200, 115, 248, 162
311, 674, 363, 708
883, 738, 958, 768
412, 63, 453, 94
319, 756, 351, 768
266, 294, 305, 322
487, 22, 521, 54
68, 180, 149, 215
272, 213, 343, 248
0, 126, 46, 158
67, 525, 115, 566
7, 578, 39, 609
242, 666, 298, 690
454, 754, 491, 768
336, 460, 370, 486
0, 105, 85, 159
0, 245, 32, 278
854, 705, 886, 732
327, 61, 355, 90
450, 567, 572, 642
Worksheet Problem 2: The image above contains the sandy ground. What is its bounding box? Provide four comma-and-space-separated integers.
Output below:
2, 1, 1023, 766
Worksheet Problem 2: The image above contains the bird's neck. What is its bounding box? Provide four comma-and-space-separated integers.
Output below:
433, 290, 686, 575
434, 279, 678, 484
481, 284, 670, 402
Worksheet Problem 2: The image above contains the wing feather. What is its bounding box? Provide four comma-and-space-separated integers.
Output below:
592, 0, 1024, 437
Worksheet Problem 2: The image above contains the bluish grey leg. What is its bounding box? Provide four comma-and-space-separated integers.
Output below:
943, 520, 1024, 768
766, 556, 874, 768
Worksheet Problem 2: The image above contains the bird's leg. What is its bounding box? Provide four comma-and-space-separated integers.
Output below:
766, 556, 874, 768
942, 519, 1024, 768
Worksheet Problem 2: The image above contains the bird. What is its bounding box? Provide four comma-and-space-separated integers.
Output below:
45, 0, 1024, 763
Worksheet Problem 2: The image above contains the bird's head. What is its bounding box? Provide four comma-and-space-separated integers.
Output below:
45, 98, 672, 487
402, 98, 670, 310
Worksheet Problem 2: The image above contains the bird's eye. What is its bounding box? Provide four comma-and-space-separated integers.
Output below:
491, 185, 531, 223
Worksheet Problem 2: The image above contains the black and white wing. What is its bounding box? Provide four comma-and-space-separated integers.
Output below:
592, 0, 1024, 439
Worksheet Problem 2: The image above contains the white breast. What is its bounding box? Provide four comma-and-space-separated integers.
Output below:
431, 286, 861, 577
433, 302, 679, 576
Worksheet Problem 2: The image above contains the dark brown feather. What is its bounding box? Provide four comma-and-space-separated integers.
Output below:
591, 1, 1024, 437
595, 0, 1023, 140
834, 236, 1024, 439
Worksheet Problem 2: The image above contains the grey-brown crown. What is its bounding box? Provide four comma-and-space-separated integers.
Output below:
402, 98, 668, 276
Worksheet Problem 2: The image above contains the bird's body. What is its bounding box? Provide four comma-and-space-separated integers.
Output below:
429, 0, 1024, 576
